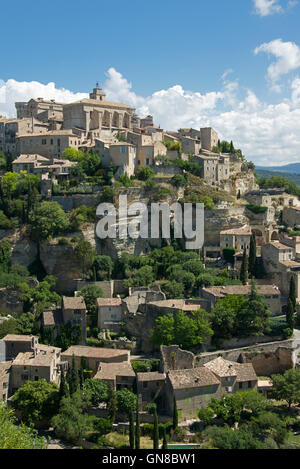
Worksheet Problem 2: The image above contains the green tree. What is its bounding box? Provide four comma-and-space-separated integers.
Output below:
116, 389, 137, 416
107, 385, 117, 422
83, 378, 108, 406
236, 280, 271, 337
289, 276, 297, 312
286, 298, 295, 331
11, 380, 59, 426
68, 354, 79, 395
153, 408, 159, 450
152, 309, 213, 350
272, 369, 300, 408
0, 405, 46, 449
51, 390, 93, 444
79, 285, 104, 325
31, 202, 68, 240
93, 255, 114, 280
59, 368, 69, 401
136, 166, 155, 181
74, 240, 96, 278
173, 396, 178, 430
135, 400, 140, 449
124, 265, 154, 288
162, 427, 168, 449
240, 249, 248, 285
248, 233, 257, 278
211, 295, 247, 342
0, 239, 12, 272
129, 410, 135, 449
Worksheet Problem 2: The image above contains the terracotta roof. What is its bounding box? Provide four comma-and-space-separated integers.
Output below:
13, 350, 55, 366
137, 372, 166, 382
94, 361, 135, 380
204, 357, 257, 382
220, 225, 251, 236
42, 310, 63, 327
202, 285, 281, 298
13, 154, 49, 164
204, 357, 237, 378
168, 368, 220, 390
18, 130, 77, 138
62, 345, 129, 360
269, 242, 293, 250
2, 334, 36, 342
65, 98, 134, 110
280, 260, 300, 267
96, 298, 122, 307
62, 296, 86, 310
0, 361, 12, 378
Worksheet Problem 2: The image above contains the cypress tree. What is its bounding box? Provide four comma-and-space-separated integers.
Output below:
248, 233, 257, 277
135, 400, 140, 450
287, 299, 295, 331
173, 396, 178, 430
59, 367, 69, 400
153, 409, 159, 450
69, 354, 79, 395
289, 276, 297, 312
162, 427, 168, 449
230, 140, 234, 153
129, 410, 135, 449
240, 249, 248, 285
107, 384, 117, 423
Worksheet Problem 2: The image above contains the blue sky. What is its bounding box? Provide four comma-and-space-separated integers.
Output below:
1, 0, 300, 165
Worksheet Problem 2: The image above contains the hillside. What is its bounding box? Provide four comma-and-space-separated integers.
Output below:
256, 163, 300, 175
256, 169, 300, 187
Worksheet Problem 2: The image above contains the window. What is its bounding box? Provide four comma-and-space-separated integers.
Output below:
143, 382, 148, 388
239, 382, 243, 389
120, 146, 126, 153
50, 139, 54, 145
248, 381, 252, 389
34, 376, 39, 381
42, 139, 46, 145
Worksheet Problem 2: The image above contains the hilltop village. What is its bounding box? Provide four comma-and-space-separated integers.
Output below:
1, 88, 300, 449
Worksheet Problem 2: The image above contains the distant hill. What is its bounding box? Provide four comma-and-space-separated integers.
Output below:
256, 169, 300, 187
256, 163, 300, 174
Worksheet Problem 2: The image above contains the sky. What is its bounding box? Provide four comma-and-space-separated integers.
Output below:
1, 0, 300, 166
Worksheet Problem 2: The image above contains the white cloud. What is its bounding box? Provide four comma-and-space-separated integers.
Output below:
253, 0, 283, 16
0, 79, 87, 117
253, 0, 298, 16
254, 39, 300, 91
3, 68, 300, 165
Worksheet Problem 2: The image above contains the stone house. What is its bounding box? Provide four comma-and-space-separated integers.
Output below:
262, 241, 300, 299
17, 130, 79, 159
180, 136, 201, 155
220, 225, 252, 254
97, 297, 123, 331
136, 141, 167, 167
61, 345, 130, 375
165, 367, 222, 419
283, 206, 300, 228
16, 98, 64, 123
94, 361, 135, 391
137, 372, 166, 410
2, 335, 38, 361
10, 344, 62, 393
201, 284, 282, 316
0, 361, 12, 401
2, 117, 48, 157
108, 142, 137, 177
12, 154, 76, 178
140, 115, 154, 128
204, 357, 258, 394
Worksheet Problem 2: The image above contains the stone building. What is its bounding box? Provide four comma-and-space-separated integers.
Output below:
136, 141, 167, 167
180, 136, 201, 155
1, 117, 48, 157
108, 142, 137, 177
10, 344, 62, 393
97, 297, 123, 331
137, 372, 166, 410
63, 87, 135, 134
196, 152, 230, 184
93, 361, 135, 391
2, 335, 38, 361
62, 296, 87, 344
283, 206, 300, 228
0, 361, 12, 401
16, 98, 64, 123
61, 345, 130, 375
262, 240, 300, 299
220, 225, 252, 254
200, 127, 219, 151
140, 115, 154, 128
12, 154, 76, 178
17, 129, 79, 159
201, 284, 282, 316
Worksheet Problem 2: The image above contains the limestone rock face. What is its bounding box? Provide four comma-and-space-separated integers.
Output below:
0, 288, 24, 315
0, 228, 38, 267
204, 207, 248, 245
39, 242, 81, 293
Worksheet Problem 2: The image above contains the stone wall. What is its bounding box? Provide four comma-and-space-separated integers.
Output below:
0, 288, 23, 315
160, 345, 195, 373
